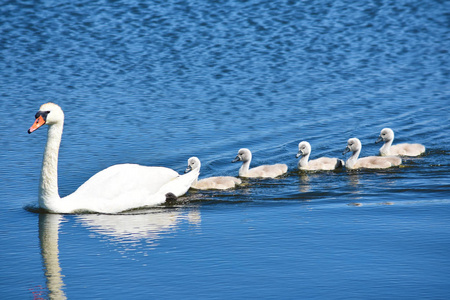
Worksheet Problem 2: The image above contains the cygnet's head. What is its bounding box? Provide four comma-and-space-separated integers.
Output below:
296, 141, 311, 158
343, 138, 362, 154
185, 157, 201, 173
28, 102, 64, 133
232, 148, 252, 163
376, 128, 394, 143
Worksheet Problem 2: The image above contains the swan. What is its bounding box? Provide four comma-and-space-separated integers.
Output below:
185, 157, 242, 190
376, 128, 425, 156
28, 102, 199, 214
296, 141, 344, 171
343, 138, 402, 170
231, 148, 288, 178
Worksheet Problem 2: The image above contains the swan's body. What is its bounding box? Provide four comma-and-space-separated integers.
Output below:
185, 157, 241, 190
232, 148, 288, 178
343, 138, 402, 170
28, 103, 199, 214
296, 141, 344, 171
376, 128, 425, 156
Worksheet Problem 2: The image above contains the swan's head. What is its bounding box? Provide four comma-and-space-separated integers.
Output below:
343, 138, 361, 154
296, 141, 311, 158
185, 157, 201, 173
28, 103, 64, 133
232, 148, 252, 163
376, 128, 394, 143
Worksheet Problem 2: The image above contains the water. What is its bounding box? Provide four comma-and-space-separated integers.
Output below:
1, 0, 449, 298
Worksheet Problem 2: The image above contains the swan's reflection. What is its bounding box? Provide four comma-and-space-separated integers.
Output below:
38, 208, 201, 298
76, 208, 201, 244
39, 213, 67, 300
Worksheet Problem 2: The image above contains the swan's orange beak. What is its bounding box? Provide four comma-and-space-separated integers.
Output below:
28, 116, 46, 134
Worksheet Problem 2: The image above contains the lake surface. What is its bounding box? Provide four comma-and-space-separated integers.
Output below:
1, 0, 449, 298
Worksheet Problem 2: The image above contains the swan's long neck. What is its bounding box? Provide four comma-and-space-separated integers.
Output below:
380, 139, 393, 155
346, 148, 360, 169
298, 153, 310, 168
239, 159, 251, 176
39, 123, 63, 210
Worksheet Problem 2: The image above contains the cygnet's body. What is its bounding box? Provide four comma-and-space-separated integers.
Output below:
232, 148, 288, 178
343, 138, 402, 170
185, 157, 241, 190
296, 141, 344, 171
376, 128, 425, 156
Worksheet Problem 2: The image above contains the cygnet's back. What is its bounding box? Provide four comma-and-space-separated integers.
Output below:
376, 128, 425, 156
185, 157, 241, 190
194, 176, 242, 190
232, 148, 288, 178
296, 141, 344, 171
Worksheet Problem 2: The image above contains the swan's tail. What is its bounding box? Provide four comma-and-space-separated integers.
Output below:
159, 168, 200, 197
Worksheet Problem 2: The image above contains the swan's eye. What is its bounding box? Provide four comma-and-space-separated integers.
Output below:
35, 110, 50, 120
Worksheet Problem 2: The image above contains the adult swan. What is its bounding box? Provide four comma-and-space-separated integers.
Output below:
28, 103, 199, 214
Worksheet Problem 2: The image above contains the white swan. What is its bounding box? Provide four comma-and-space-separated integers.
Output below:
28, 103, 199, 214
343, 138, 402, 170
185, 157, 242, 190
296, 141, 344, 171
231, 148, 288, 178
376, 128, 425, 156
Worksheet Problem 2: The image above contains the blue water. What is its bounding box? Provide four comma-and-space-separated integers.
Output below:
1, 0, 449, 298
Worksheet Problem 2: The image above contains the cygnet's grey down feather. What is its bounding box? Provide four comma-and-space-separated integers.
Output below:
296, 141, 344, 171
232, 148, 288, 178
376, 128, 425, 156
185, 157, 241, 190
344, 138, 402, 170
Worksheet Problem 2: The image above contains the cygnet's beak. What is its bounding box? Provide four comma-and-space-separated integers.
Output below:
342, 146, 351, 155
375, 136, 383, 144
296, 151, 302, 158
231, 155, 241, 163
184, 166, 192, 173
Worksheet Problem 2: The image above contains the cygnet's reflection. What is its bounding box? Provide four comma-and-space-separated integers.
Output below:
347, 171, 361, 188
346, 172, 363, 203
298, 173, 311, 193
38, 208, 201, 299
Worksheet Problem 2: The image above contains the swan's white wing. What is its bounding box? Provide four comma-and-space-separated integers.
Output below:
59, 164, 181, 213
69, 164, 179, 199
